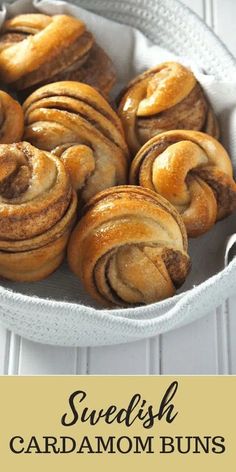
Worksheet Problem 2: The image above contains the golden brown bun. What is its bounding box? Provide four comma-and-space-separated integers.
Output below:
118, 62, 219, 155
23, 81, 129, 203
68, 185, 190, 307
0, 14, 116, 96
0, 90, 24, 143
130, 130, 236, 237
0, 142, 77, 281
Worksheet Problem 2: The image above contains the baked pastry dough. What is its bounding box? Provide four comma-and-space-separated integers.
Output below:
0, 142, 77, 281
0, 14, 116, 96
23, 81, 129, 203
118, 62, 219, 154
68, 186, 190, 307
130, 130, 236, 237
0, 90, 24, 143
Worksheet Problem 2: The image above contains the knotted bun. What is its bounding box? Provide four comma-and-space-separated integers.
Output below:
118, 62, 219, 154
68, 186, 190, 307
0, 142, 77, 281
0, 14, 116, 96
23, 81, 129, 203
130, 130, 236, 237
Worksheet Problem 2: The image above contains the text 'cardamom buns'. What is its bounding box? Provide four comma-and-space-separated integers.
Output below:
0, 142, 77, 281
118, 62, 219, 154
0, 14, 116, 96
0, 90, 24, 143
23, 81, 129, 203
68, 186, 191, 307
130, 130, 236, 237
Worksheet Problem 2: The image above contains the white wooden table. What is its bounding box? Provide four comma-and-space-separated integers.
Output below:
0, 0, 235, 375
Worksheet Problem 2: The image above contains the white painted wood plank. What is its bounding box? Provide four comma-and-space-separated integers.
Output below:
160, 313, 219, 374
0, 326, 10, 375
18, 340, 77, 375
213, 0, 236, 56
227, 296, 236, 374
8, 334, 21, 375
215, 305, 230, 375
88, 339, 159, 374
149, 337, 161, 374
76, 348, 89, 374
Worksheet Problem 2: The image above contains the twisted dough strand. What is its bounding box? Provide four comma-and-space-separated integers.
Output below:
68, 186, 190, 307
130, 130, 236, 237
